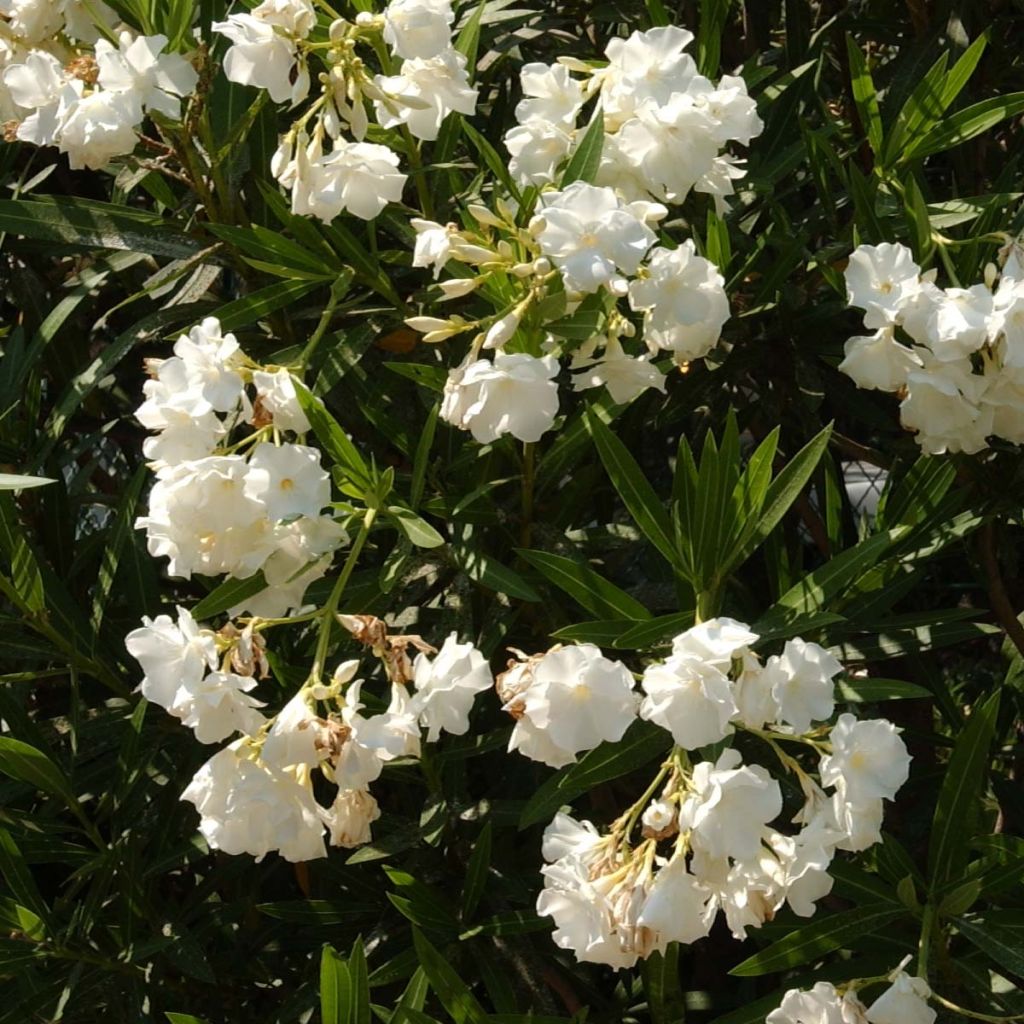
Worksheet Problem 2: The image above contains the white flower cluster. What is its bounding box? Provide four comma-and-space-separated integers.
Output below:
768, 969, 935, 1024
841, 242, 1024, 454
409, 184, 730, 444
126, 610, 493, 860
504, 27, 763, 209
510, 619, 911, 967
216, 0, 476, 222
135, 316, 344, 619
2, 13, 196, 170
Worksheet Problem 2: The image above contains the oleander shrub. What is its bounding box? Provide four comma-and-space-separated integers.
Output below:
0, 1, 1023, 1022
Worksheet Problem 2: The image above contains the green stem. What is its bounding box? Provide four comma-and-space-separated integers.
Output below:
298, 275, 348, 370
400, 125, 434, 220
309, 506, 378, 685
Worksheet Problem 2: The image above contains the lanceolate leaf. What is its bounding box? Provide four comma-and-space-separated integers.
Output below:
519, 720, 671, 828
928, 690, 1001, 889
729, 904, 906, 976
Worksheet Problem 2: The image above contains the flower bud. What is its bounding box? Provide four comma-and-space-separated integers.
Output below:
483, 311, 521, 350
437, 278, 479, 299
405, 316, 451, 333
468, 203, 503, 228
450, 242, 497, 264
533, 257, 552, 275
329, 18, 348, 41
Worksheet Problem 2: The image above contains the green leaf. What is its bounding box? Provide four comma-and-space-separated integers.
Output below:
321, 944, 353, 1024
459, 911, 548, 940
256, 899, 379, 923
0, 828, 50, 930
451, 536, 541, 603
213, 278, 323, 333
641, 944, 687, 1024
614, 612, 695, 650
412, 929, 489, 1024
0, 737, 78, 810
190, 572, 268, 621
928, 690, 1000, 889
753, 528, 903, 634
348, 938, 371, 1024
902, 93, 1024, 162
519, 720, 671, 828
845, 35, 884, 157
294, 379, 372, 494
549, 619, 639, 646
697, 0, 732, 78
387, 507, 445, 549
729, 904, 905, 976
644, 0, 670, 26
560, 112, 605, 186
587, 412, 679, 569
517, 549, 650, 620
165, 1015, 212, 1024
835, 677, 931, 702
955, 914, 1024, 980
460, 823, 492, 922
728, 424, 833, 573
0, 197, 211, 259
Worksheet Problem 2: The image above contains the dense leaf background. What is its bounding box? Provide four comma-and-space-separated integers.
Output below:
1, 0, 1023, 1021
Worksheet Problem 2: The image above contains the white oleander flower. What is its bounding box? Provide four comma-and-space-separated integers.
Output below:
693, 73, 763, 146
571, 338, 667, 405
819, 714, 911, 804
844, 243, 922, 329
141, 409, 225, 469
767, 982, 867, 1024
302, 140, 408, 221
991, 256, 1024, 367
670, 617, 758, 669
181, 742, 326, 862
410, 218, 457, 278
686, 750, 782, 862
252, 369, 310, 433
138, 456, 278, 580
61, 0, 117, 42
635, 855, 713, 949
125, 606, 217, 712
261, 690, 325, 770
382, 0, 454, 60
95, 32, 198, 118
440, 353, 559, 444
374, 48, 477, 141
838, 326, 923, 392
733, 653, 780, 730
597, 26, 698, 124
641, 799, 675, 834
172, 317, 245, 414
516, 62, 583, 127
629, 242, 730, 361
0, 0, 63, 44
411, 633, 493, 742
505, 119, 574, 187
900, 364, 992, 455
243, 515, 346, 618
536, 814, 643, 968
613, 95, 722, 202
511, 645, 637, 765
830, 784, 885, 853
3, 50, 67, 144
213, 6, 311, 105
176, 671, 266, 744
57, 88, 142, 170
536, 182, 660, 294
865, 972, 935, 1024
762, 638, 843, 733
320, 788, 381, 848
334, 680, 422, 789
639, 653, 737, 750
243, 442, 330, 523
926, 284, 993, 361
